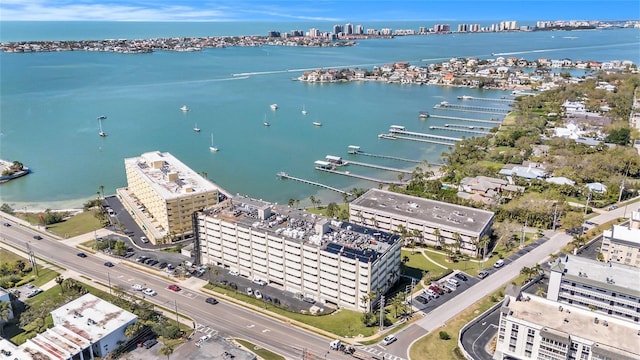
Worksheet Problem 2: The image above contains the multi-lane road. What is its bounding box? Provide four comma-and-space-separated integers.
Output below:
0, 217, 354, 360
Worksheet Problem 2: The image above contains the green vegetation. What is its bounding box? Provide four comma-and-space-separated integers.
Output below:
46, 211, 103, 238
235, 339, 286, 360
0, 249, 60, 289
401, 249, 449, 280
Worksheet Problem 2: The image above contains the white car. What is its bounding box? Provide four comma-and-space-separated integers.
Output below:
381, 334, 397, 346
229, 270, 239, 276
142, 288, 157, 296
252, 278, 267, 286
246, 287, 253, 296
494, 259, 505, 268
254, 290, 263, 299
131, 284, 144, 291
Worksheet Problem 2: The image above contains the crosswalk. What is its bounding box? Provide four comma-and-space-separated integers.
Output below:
359, 346, 407, 360
194, 322, 219, 337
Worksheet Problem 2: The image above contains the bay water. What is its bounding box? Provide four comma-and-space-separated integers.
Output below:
1, 22, 638, 209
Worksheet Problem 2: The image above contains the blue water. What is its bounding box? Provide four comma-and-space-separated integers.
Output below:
1, 23, 638, 209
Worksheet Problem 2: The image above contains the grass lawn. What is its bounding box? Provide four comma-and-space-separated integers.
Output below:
235, 339, 286, 360
305, 203, 349, 217
0, 248, 60, 288
409, 274, 528, 360
46, 211, 103, 238
425, 251, 483, 277
401, 249, 449, 280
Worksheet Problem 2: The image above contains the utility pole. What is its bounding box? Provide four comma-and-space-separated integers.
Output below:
520, 218, 527, 249
552, 203, 559, 231
26, 242, 38, 276
379, 295, 385, 331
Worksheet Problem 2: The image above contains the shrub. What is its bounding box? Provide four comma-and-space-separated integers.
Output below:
439, 331, 451, 340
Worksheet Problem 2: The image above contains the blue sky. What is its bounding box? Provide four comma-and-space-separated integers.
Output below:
1, 0, 638, 21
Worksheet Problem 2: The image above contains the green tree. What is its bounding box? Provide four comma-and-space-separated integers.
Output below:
55, 276, 65, 292
159, 344, 174, 360
606, 127, 630, 145
125, 322, 145, 338
0, 203, 14, 215
392, 292, 405, 318
0, 301, 12, 336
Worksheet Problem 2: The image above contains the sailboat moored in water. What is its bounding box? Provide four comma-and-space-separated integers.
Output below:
209, 133, 218, 152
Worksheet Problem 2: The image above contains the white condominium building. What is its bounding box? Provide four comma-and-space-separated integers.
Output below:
124, 151, 219, 243
349, 189, 494, 256
600, 210, 640, 268
195, 196, 402, 312
547, 254, 640, 323
494, 292, 640, 360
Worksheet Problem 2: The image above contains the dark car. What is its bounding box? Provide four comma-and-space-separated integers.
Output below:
76, 252, 87, 258
3, 222, 10, 227
104, 261, 114, 267
144, 258, 155, 265
219, 280, 229, 286
264, 294, 272, 302
455, 273, 468, 281
205, 297, 219, 305
229, 282, 238, 290
158, 262, 168, 269
302, 297, 316, 304
415, 295, 429, 304
142, 339, 157, 349
33, 235, 43, 240
149, 260, 159, 266
272, 297, 281, 305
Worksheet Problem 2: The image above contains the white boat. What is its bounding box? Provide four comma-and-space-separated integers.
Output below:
98, 116, 107, 137
97, 115, 107, 120
270, 104, 278, 110
209, 133, 218, 152
193, 123, 201, 132
312, 121, 322, 127
180, 105, 189, 112
378, 133, 395, 140
263, 114, 270, 126
457, 95, 472, 100
301, 105, 308, 115
419, 111, 429, 118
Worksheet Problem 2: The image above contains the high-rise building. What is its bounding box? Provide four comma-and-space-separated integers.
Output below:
123, 151, 219, 243
600, 210, 640, 267
332, 24, 343, 35
349, 189, 494, 256
195, 195, 402, 312
308, 28, 320, 37
547, 254, 640, 323
494, 290, 640, 360
344, 23, 353, 35
355, 24, 364, 35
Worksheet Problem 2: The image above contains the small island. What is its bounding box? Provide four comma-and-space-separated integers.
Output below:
0, 159, 30, 183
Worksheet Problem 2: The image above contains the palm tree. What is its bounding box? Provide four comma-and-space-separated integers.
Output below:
159, 344, 174, 360
55, 275, 65, 293
392, 292, 405, 318
520, 266, 533, 280
402, 255, 410, 264
0, 301, 12, 336
125, 322, 144, 338
360, 294, 370, 312
99, 185, 105, 199
453, 232, 463, 255
433, 228, 442, 248
479, 235, 490, 259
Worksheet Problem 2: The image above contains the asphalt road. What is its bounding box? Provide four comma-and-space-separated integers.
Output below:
0, 218, 353, 360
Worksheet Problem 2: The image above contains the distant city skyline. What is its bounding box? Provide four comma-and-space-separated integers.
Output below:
1, 0, 639, 22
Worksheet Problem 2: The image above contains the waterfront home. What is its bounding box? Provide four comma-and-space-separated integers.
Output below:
499, 163, 548, 180
585, 182, 607, 194
458, 176, 523, 205
545, 176, 576, 186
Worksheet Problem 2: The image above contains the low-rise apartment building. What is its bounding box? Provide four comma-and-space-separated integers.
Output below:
600, 210, 640, 268
122, 151, 220, 243
547, 254, 640, 323
494, 291, 640, 360
348, 189, 494, 256
195, 195, 402, 312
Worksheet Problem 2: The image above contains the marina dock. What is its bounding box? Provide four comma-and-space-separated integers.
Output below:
383, 134, 456, 146
346, 160, 413, 174
277, 172, 352, 196
315, 167, 406, 186
347, 147, 421, 164
426, 114, 502, 125
388, 127, 462, 142
434, 102, 511, 115
458, 96, 514, 103
429, 125, 490, 135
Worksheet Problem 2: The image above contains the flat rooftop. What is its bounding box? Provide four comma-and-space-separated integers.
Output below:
505, 294, 640, 358
350, 188, 494, 235
604, 224, 640, 245
125, 151, 218, 200
202, 195, 400, 263
555, 255, 640, 297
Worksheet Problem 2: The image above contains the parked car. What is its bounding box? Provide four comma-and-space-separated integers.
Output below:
104, 261, 114, 267
76, 252, 87, 258
26, 289, 43, 298
415, 295, 429, 304
158, 262, 168, 269
136, 256, 147, 263
494, 259, 505, 268
609, 205, 618, 210
246, 287, 253, 296
205, 297, 219, 305
142, 339, 157, 349
455, 273, 468, 281
140, 236, 149, 243
264, 294, 272, 302
168, 284, 181, 292
229, 282, 238, 290
303, 297, 316, 304
478, 270, 490, 279
254, 290, 263, 299
446, 278, 460, 287
252, 278, 267, 286
381, 334, 397, 346
228, 270, 239, 276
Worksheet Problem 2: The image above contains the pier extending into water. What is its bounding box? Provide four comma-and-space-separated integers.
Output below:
384, 134, 455, 146
426, 114, 502, 125
277, 172, 352, 196
389, 128, 462, 142
430, 125, 490, 135
346, 160, 413, 174
434, 102, 510, 115
315, 167, 406, 186
459, 96, 514, 103
347, 148, 421, 164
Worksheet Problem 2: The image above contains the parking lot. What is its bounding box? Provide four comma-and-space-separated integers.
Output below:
411, 271, 481, 311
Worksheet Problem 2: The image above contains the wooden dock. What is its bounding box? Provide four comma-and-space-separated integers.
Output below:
346, 160, 413, 174
314, 167, 406, 185
427, 114, 502, 125
347, 149, 421, 164
434, 103, 510, 115
459, 96, 514, 103
384, 134, 456, 146
389, 128, 462, 142
277, 172, 351, 196
430, 125, 490, 135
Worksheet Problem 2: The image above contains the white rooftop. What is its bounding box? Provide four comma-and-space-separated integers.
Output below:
604, 224, 640, 245
554, 255, 640, 297
125, 151, 218, 200
505, 294, 640, 358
